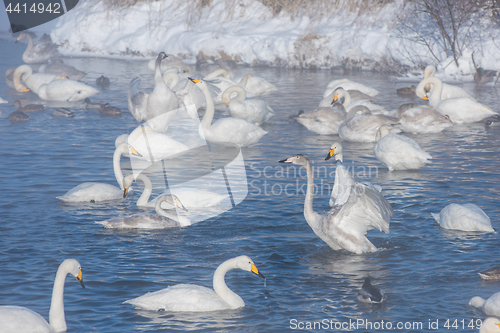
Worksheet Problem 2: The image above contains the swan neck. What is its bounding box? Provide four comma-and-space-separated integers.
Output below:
341, 89, 351, 107
205, 69, 229, 80
200, 83, 215, 129
345, 108, 358, 121
223, 85, 246, 103
238, 74, 252, 86
13, 66, 31, 92
427, 77, 443, 106
136, 174, 153, 206
113, 144, 128, 187
213, 258, 244, 309
48, 264, 69, 332
155, 197, 188, 225
25, 34, 34, 54
303, 160, 319, 228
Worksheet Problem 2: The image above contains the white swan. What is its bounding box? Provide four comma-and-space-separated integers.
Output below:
128, 52, 180, 122
13, 65, 59, 93
416, 77, 497, 123
124, 255, 265, 311
324, 142, 355, 207
39, 59, 86, 81
470, 291, 500, 317
236, 73, 277, 97
147, 54, 194, 74
338, 106, 400, 143
280, 153, 394, 254
0, 259, 84, 333
96, 194, 191, 229
57, 143, 130, 202
323, 78, 379, 98
432, 203, 495, 232
37, 78, 99, 102
420, 65, 473, 100
480, 318, 500, 333
374, 126, 432, 171
128, 131, 189, 162
123, 173, 228, 208
328, 87, 386, 114
396, 104, 453, 133
189, 78, 267, 147
202, 69, 246, 103
16, 32, 58, 64
295, 103, 346, 135
357, 278, 386, 304
221, 85, 275, 125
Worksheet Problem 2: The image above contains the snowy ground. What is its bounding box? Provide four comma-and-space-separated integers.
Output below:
3, 0, 500, 82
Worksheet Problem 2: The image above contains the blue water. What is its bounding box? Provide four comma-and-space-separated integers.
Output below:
1, 36, 500, 333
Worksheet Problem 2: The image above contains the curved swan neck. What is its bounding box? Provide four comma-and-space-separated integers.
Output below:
303, 159, 320, 228
135, 173, 153, 206
199, 82, 215, 129
204, 69, 229, 80
423, 77, 442, 107
345, 107, 359, 122
223, 85, 246, 104
154, 196, 189, 226
48, 263, 69, 332
13, 65, 31, 92
163, 72, 180, 89
238, 74, 252, 86
24, 34, 34, 56
212, 258, 245, 309
113, 143, 128, 187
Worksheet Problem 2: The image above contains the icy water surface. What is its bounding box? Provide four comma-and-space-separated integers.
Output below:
1, 36, 500, 333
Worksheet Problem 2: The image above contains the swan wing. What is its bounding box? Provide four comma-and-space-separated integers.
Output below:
0, 305, 53, 333
207, 118, 267, 147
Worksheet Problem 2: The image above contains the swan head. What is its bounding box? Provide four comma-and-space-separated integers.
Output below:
332, 87, 346, 104
15, 32, 31, 43
279, 154, 310, 166
61, 258, 85, 289
325, 142, 343, 162
235, 255, 265, 279
122, 174, 135, 197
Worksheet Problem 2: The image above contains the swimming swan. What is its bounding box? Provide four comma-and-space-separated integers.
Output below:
37, 79, 99, 102
128, 52, 180, 122
96, 194, 191, 229
323, 79, 379, 98
420, 65, 473, 100
280, 153, 393, 254
374, 126, 432, 171
189, 78, 267, 147
221, 85, 275, 125
124, 255, 265, 312
357, 278, 386, 304
416, 77, 497, 123
396, 104, 452, 133
13, 65, 58, 93
327, 87, 386, 113
470, 291, 500, 317
338, 106, 400, 143
123, 173, 228, 208
57, 143, 130, 202
0, 259, 84, 333
16, 32, 58, 64
431, 203, 495, 232
295, 103, 346, 135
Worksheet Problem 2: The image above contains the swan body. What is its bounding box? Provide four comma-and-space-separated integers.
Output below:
0, 259, 84, 333
480, 318, 500, 333
295, 103, 346, 135
479, 267, 500, 281
37, 79, 99, 101
329, 87, 386, 114
280, 153, 393, 254
357, 278, 386, 304
39, 59, 86, 81
221, 85, 275, 125
124, 255, 265, 312
190, 78, 267, 147
124, 173, 227, 209
236, 73, 277, 97
374, 126, 432, 171
432, 203, 495, 232
57, 144, 130, 202
128, 131, 188, 162
16, 32, 58, 64
128, 53, 180, 122
470, 292, 500, 317
421, 65, 473, 99
96, 194, 191, 229
338, 106, 400, 143
323, 79, 379, 98
13, 65, 58, 93
396, 104, 452, 133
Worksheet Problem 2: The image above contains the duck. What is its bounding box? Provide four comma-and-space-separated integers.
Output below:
124, 255, 265, 312
37, 79, 99, 102
396, 85, 416, 96
294, 102, 346, 135
8, 111, 29, 124
416, 77, 497, 123
323, 78, 379, 98
280, 153, 393, 254
128, 52, 180, 122
374, 126, 432, 171
56, 143, 131, 202
479, 267, 500, 280
123, 173, 228, 209
96, 194, 191, 229
474, 68, 499, 84
221, 85, 275, 125
189, 78, 267, 147
327, 87, 386, 114
485, 115, 500, 127
38, 59, 86, 81
100, 105, 121, 117
396, 103, 452, 133
13, 65, 59, 94
0, 259, 84, 333
338, 106, 400, 143
431, 203, 495, 232
84, 98, 109, 111
357, 278, 386, 304
16, 31, 58, 64
51, 108, 75, 118
470, 291, 500, 317
95, 75, 110, 89
13, 100, 45, 112
420, 65, 473, 99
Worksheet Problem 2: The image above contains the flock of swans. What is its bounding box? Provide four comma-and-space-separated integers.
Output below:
3, 35, 500, 331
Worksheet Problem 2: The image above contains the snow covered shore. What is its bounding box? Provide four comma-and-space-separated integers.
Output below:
50, 0, 500, 80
